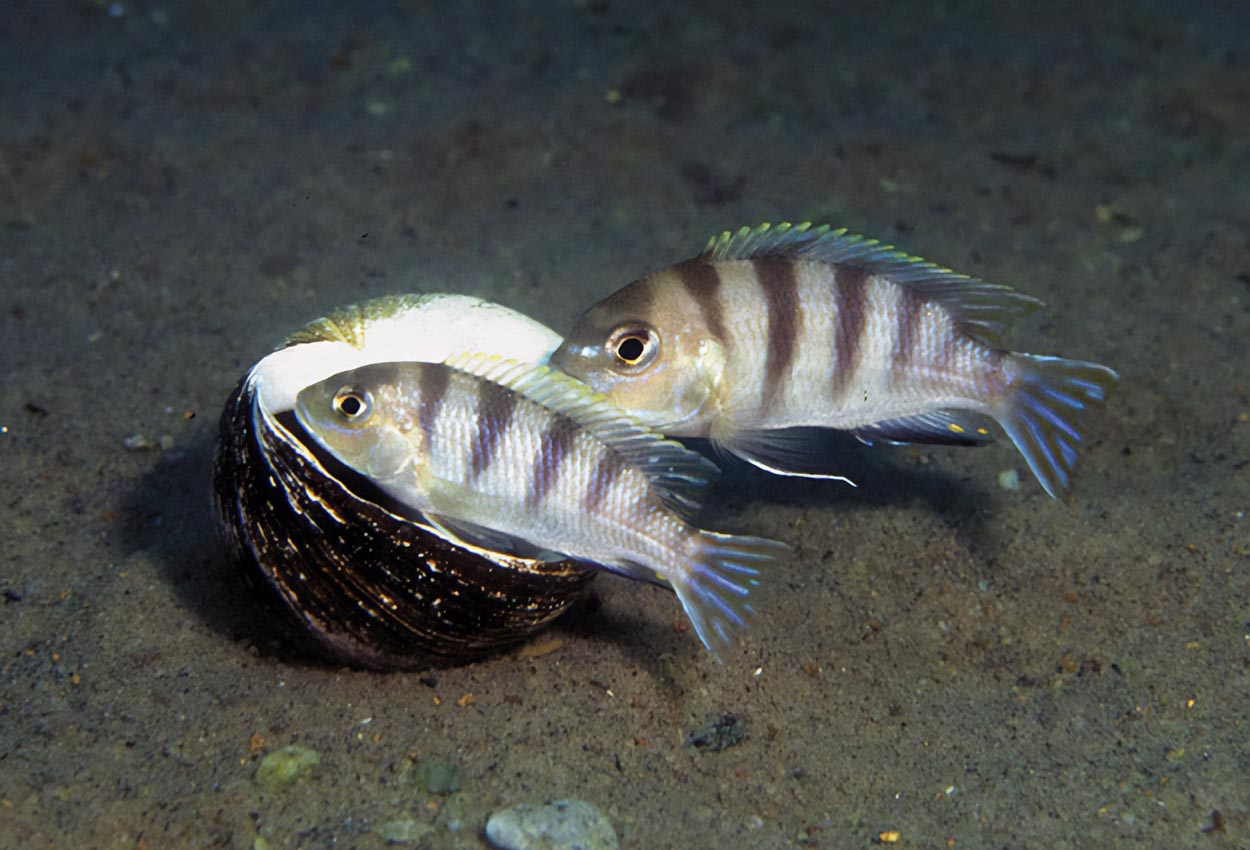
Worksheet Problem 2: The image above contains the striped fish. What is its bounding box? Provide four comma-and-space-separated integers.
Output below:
551, 222, 1120, 499
293, 353, 787, 660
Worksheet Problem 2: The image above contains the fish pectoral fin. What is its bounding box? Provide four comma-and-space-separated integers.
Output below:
715, 425, 858, 485
423, 513, 554, 561
853, 410, 997, 448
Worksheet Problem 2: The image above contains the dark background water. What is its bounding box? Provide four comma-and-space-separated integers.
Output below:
2, 1, 1248, 847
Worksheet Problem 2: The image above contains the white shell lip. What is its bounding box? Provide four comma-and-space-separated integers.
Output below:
250, 293, 563, 414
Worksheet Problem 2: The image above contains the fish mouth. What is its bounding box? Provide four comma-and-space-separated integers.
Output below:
552, 341, 597, 364
547, 341, 596, 378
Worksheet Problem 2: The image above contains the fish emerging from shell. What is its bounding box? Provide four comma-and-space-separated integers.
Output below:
552, 222, 1120, 499
294, 353, 788, 661
213, 293, 597, 670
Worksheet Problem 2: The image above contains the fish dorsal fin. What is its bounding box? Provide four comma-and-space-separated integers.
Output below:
445, 352, 718, 515
703, 222, 1043, 347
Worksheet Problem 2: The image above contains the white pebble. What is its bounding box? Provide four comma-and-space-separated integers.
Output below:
485, 799, 619, 850
997, 468, 1020, 491
123, 434, 156, 450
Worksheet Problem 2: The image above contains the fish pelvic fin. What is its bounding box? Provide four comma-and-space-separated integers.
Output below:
997, 354, 1120, 500
712, 422, 858, 485
445, 351, 718, 516
703, 222, 1042, 346
671, 531, 789, 663
423, 512, 555, 561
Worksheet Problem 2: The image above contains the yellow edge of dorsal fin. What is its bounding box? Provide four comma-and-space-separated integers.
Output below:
701, 221, 1043, 347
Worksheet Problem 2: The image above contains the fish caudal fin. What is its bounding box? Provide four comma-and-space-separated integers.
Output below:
997, 354, 1120, 499
670, 532, 789, 663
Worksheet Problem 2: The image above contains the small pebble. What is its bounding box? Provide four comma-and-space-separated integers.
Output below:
435, 791, 470, 832
485, 799, 619, 850
997, 468, 1020, 491
684, 713, 746, 752
410, 758, 461, 794
366, 97, 395, 117
374, 818, 433, 845
255, 745, 320, 791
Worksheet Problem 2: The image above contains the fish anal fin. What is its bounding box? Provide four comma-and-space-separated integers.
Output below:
853, 410, 997, 448
598, 558, 671, 589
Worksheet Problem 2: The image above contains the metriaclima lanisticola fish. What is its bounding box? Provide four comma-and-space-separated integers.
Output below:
294, 353, 787, 661
552, 222, 1119, 499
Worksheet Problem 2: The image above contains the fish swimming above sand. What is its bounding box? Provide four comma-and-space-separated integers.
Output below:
294, 353, 787, 661
552, 222, 1120, 499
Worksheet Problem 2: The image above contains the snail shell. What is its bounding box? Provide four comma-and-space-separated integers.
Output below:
212, 294, 595, 670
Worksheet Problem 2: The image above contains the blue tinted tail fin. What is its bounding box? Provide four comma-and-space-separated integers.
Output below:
998, 354, 1119, 499
671, 532, 789, 663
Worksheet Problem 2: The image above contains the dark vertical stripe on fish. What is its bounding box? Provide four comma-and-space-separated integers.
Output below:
599, 274, 655, 324
675, 261, 727, 342
756, 258, 801, 412
528, 415, 578, 508
891, 288, 926, 382
468, 379, 516, 482
584, 449, 625, 515
832, 264, 869, 399
417, 363, 449, 450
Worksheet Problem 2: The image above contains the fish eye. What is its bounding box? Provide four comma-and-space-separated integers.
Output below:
331, 387, 372, 422
607, 325, 658, 371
